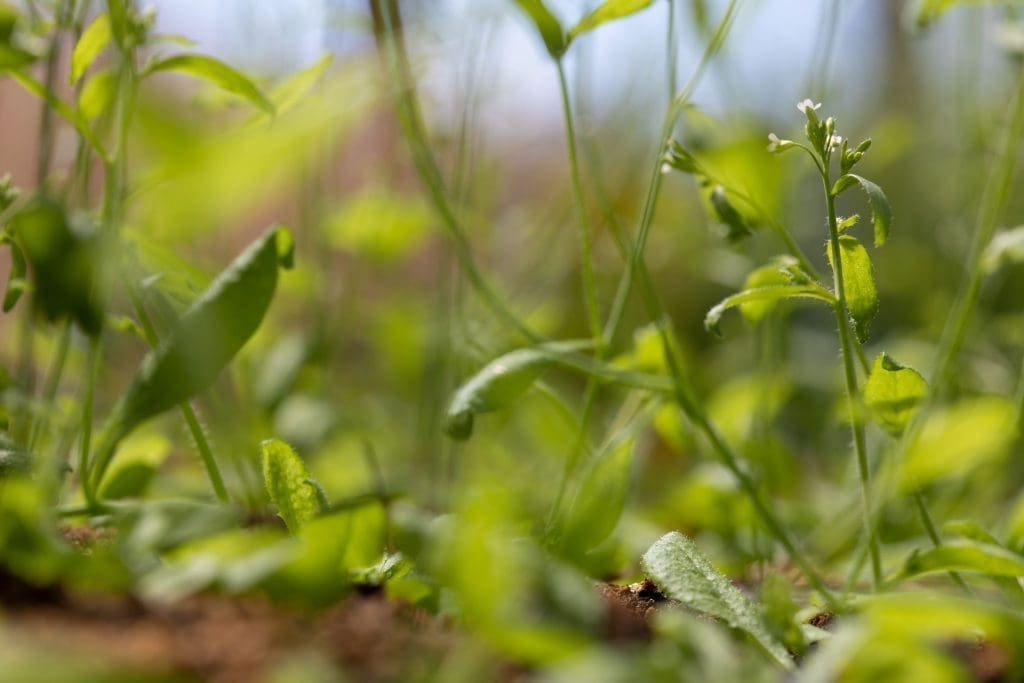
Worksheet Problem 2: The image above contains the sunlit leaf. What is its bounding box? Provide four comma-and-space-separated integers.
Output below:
261, 438, 321, 533
827, 234, 877, 342
831, 173, 892, 246
70, 13, 111, 84
704, 284, 834, 336
97, 432, 170, 499
642, 531, 792, 669
863, 353, 927, 436
512, 0, 567, 58
899, 397, 1017, 492
77, 67, 117, 120
266, 53, 333, 117
0, 230, 26, 311
890, 541, 1024, 583
568, 0, 656, 40
142, 53, 274, 114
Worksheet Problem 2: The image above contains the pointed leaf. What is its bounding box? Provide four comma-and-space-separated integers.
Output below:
70, 13, 111, 84
863, 353, 927, 436
1, 232, 26, 311
899, 397, 1017, 493
708, 185, 752, 243
831, 173, 892, 246
261, 438, 320, 533
891, 541, 1024, 584
704, 284, 834, 336
827, 234, 877, 342
642, 532, 792, 669
512, 0, 567, 58
568, 0, 656, 40
142, 53, 274, 114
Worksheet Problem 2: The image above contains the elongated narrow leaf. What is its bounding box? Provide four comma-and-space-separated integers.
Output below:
704, 285, 834, 336
558, 424, 639, 559
8, 70, 108, 159
827, 234, 877, 342
261, 439, 320, 533
568, 0, 655, 39
863, 353, 927, 436
445, 340, 591, 440
831, 173, 892, 246
891, 541, 1024, 584
266, 53, 333, 118
642, 532, 792, 669
512, 0, 567, 58
899, 397, 1017, 493
143, 53, 274, 114
92, 227, 293, 486
70, 13, 111, 84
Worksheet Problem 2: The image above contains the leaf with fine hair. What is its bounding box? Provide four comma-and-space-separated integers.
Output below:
261, 439, 321, 534
642, 532, 792, 669
831, 173, 892, 246
568, 0, 656, 40
142, 53, 275, 115
704, 284, 834, 337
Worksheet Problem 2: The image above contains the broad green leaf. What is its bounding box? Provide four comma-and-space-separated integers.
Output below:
558, 424, 638, 560
641, 531, 792, 669
91, 226, 293, 485
9, 198, 103, 334
900, 397, 1017, 492
827, 234, 877, 342
445, 340, 591, 440
568, 0, 656, 40
512, 0, 567, 58
77, 67, 117, 120
982, 225, 1024, 274
738, 260, 791, 323
704, 284, 834, 336
261, 438, 320, 533
944, 520, 1000, 545
70, 13, 111, 84
0, 231, 26, 311
863, 353, 927, 436
831, 173, 892, 246
142, 53, 274, 114
890, 541, 1024, 583
97, 432, 170, 499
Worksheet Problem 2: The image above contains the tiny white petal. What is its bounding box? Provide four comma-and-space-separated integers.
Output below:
661, 162, 673, 175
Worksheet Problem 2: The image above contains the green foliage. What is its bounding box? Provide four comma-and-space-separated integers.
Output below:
568, 0, 656, 40
831, 173, 892, 246
863, 353, 927, 436
827, 234, 878, 342
70, 13, 111, 84
891, 541, 1024, 583
0, 2, 37, 69
261, 438, 322, 533
512, 0, 567, 58
704, 283, 834, 336
641, 532, 792, 668
141, 53, 274, 114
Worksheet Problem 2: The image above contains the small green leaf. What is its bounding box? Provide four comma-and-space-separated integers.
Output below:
863, 353, 927, 436
445, 340, 590, 440
891, 541, 1024, 584
77, 68, 117, 120
831, 173, 892, 246
900, 397, 1017, 493
142, 53, 274, 114
1, 232, 26, 312
827, 234, 878, 342
704, 284, 834, 336
738, 259, 793, 323
70, 13, 111, 84
708, 185, 752, 243
641, 532, 792, 669
98, 432, 170, 499
558, 423, 639, 560
90, 226, 293, 485
568, 0, 656, 40
512, 0, 567, 58
261, 438, 320, 533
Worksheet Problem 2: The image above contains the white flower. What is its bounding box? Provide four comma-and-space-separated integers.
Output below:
661, 162, 673, 175
797, 99, 822, 114
828, 134, 842, 150
767, 132, 793, 153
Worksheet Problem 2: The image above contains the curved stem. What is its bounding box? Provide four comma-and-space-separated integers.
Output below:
824, 174, 882, 589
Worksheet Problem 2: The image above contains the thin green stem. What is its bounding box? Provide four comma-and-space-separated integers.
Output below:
78, 334, 102, 504
824, 174, 882, 589
556, 59, 602, 343
913, 491, 970, 592
27, 319, 72, 453
666, 0, 678, 103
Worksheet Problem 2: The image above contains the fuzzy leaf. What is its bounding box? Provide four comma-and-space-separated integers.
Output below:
512, 0, 566, 58
704, 285, 834, 336
261, 438, 320, 533
863, 353, 927, 436
568, 0, 656, 39
143, 53, 274, 114
70, 13, 111, 84
832, 173, 892, 246
827, 234, 877, 342
642, 532, 792, 669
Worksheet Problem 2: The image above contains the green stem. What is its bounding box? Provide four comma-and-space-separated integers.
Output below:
78, 334, 102, 504
27, 319, 72, 453
913, 491, 970, 592
556, 58, 602, 343
824, 174, 882, 589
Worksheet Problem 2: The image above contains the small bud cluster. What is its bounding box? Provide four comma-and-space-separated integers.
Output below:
767, 99, 871, 175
